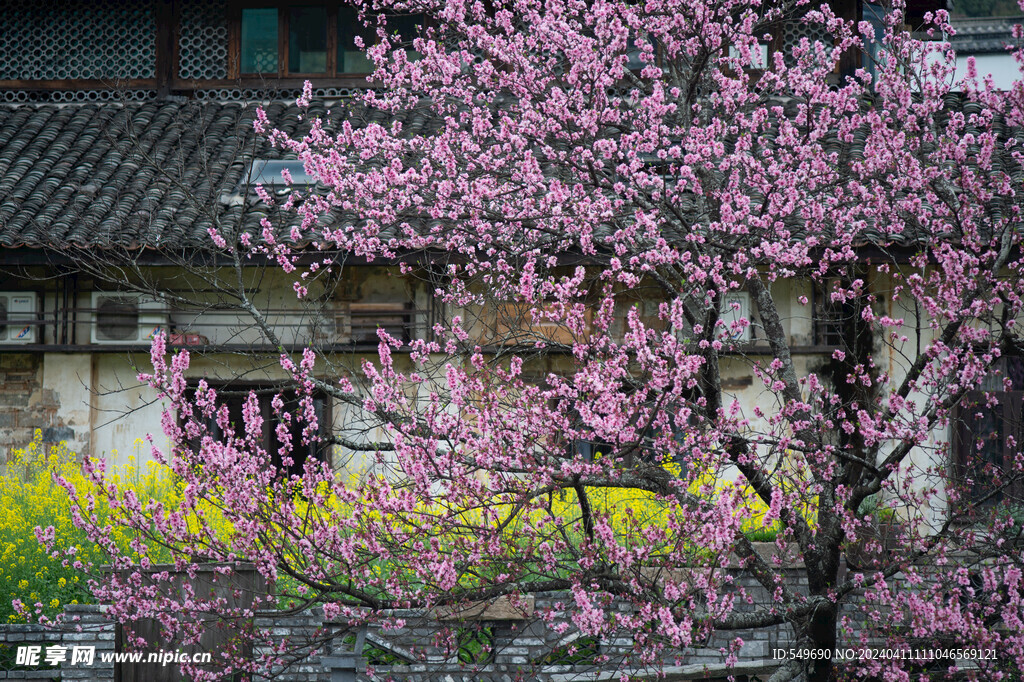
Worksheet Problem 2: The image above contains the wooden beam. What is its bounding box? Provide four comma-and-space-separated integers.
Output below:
155, 0, 175, 98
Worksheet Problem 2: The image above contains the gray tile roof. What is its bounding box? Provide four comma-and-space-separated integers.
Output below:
949, 15, 1024, 54
0, 99, 368, 249
0, 93, 1020, 252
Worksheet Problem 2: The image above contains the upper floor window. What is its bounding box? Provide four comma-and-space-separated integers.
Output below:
241, 8, 281, 74
237, 2, 422, 78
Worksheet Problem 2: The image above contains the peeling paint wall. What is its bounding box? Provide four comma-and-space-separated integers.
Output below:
40, 353, 92, 457
0, 353, 97, 459
0, 354, 47, 459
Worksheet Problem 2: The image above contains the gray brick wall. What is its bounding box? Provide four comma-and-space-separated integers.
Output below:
0, 564, 916, 681
0, 606, 112, 681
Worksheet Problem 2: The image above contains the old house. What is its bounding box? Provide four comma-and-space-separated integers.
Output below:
0, 0, 447, 468
2, 0, 1016, 528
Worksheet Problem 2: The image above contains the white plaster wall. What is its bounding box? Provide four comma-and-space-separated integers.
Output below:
955, 53, 1021, 92
40, 353, 92, 456
875, 271, 949, 531
166, 266, 418, 347
88, 354, 172, 468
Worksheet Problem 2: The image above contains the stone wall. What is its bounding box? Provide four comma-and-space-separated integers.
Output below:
0, 568, 886, 682
0, 606, 113, 681
250, 568, 818, 681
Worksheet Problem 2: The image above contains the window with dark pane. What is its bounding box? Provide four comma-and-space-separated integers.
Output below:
813, 278, 847, 347
234, 3, 426, 79
387, 12, 423, 62
184, 383, 329, 478
955, 356, 1024, 506
386, 13, 422, 46
337, 4, 374, 73
241, 7, 279, 73
289, 5, 328, 73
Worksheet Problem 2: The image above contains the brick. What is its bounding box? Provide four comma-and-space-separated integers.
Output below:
40, 426, 73, 443
0, 355, 36, 371
739, 640, 768, 658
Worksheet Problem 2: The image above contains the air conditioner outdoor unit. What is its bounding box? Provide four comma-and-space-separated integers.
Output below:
91, 292, 167, 345
0, 292, 38, 344
722, 291, 752, 342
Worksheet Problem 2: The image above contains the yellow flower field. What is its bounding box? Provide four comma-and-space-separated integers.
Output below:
1, 430, 816, 620
0, 432, 182, 621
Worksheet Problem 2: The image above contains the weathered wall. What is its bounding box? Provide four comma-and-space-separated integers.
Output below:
0, 353, 90, 461
0, 354, 45, 460
39, 354, 92, 458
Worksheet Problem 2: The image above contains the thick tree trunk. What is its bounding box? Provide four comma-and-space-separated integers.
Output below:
798, 536, 842, 682
802, 604, 839, 682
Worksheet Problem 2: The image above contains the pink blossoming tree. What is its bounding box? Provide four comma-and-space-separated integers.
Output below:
41, 0, 1024, 679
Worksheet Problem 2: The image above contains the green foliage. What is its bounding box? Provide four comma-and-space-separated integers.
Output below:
0, 437, 98, 622
743, 525, 780, 543
456, 626, 494, 664
535, 636, 601, 666
1002, 503, 1024, 527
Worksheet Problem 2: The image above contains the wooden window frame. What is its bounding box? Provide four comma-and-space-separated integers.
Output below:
183, 381, 332, 475
953, 389, 1024, 509
227, 0, 423, 82
230, 1, 339, 79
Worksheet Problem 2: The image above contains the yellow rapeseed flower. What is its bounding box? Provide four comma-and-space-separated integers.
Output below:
0, 430, 238, 622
